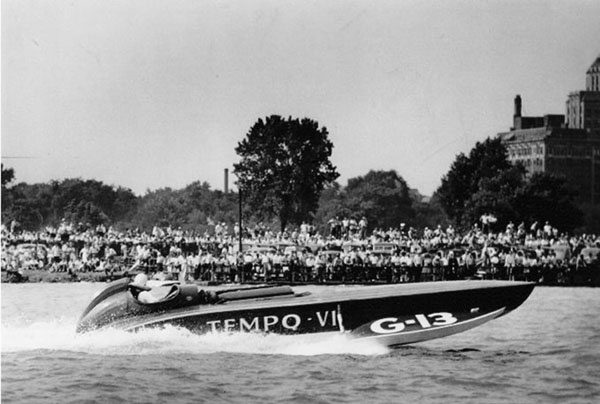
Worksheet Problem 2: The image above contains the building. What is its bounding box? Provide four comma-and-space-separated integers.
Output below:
566, 57, 600, 129
498, 56, 600, 204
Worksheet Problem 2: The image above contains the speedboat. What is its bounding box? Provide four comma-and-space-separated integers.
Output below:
76, 279, 534, 347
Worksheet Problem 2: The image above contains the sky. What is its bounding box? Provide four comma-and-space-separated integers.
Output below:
2, 0, 600, 196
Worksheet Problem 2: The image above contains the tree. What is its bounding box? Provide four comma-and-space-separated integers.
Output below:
412, 193, 450, 230
513, 172, 583, 232
1, 178, 138, 230
234, 115, 339, 230
128, 181, 239, 232
436, 137, 513, 227
49, 179, 137, 226
436, 137, 583, 232
578, 203, 600, 234
2, 164, 15, 186
312, 182, 344, 233
463, 165, 525, 227
343, 170, 415, 231
1, 165, 17, 221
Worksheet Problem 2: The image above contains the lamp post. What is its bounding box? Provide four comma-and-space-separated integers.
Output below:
233, 171, 244, 283
238, 186, 243, 255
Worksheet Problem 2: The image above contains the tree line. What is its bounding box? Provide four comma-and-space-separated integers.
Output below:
0, 166, 442, 234
1, 115, 591, 234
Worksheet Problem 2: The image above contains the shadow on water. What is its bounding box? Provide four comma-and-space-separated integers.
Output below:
383, 344, 533, 362
444, 347, 481, 352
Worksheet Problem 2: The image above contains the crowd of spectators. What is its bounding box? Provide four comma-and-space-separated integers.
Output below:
2, 216, 600, 286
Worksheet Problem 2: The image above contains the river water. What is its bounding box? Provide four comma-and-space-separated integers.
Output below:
1, 283, 599, 404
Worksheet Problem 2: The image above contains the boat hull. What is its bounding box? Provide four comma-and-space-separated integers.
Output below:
77, 280, 534, 347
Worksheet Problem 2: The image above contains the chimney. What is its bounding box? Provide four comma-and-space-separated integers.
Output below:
513, 95, 522, 130
224, 168, 229, 193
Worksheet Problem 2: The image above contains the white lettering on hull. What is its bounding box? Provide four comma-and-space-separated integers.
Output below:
263, 315, 278, 330
223, 318, 236, 332
316, 310, 337, 327
282, 314, 301, 331
369, 312, 458, 334
316, 311, 329, 327
206, 320, 220, 333
239, 317, 259, 331
202, 309, 338, 333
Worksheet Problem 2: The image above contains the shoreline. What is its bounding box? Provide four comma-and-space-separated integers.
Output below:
2, 269, 598, 287
1, 269, 127, 283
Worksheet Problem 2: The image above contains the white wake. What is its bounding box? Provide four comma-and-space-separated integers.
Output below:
1, 319, 389, 356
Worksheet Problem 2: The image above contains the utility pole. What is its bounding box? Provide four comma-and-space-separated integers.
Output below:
238, 188, 243, 253
238, 183, 244, 283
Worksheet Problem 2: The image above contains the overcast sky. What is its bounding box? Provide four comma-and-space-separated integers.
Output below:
2, 0, 600, 196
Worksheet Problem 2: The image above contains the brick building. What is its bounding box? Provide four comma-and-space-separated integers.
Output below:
566, 57, 600, 129
498, 56, 600, 204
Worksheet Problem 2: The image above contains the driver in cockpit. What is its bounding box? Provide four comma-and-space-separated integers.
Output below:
130, 271, 218, 305
131, 272, 164, 303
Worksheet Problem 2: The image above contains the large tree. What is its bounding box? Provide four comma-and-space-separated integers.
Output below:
234, 115, 339, 230
513, 172, 583, 232
312, 182, 345, 234
2, 164, 15, 186
1, 165, 16, 223
436, 137, 513, 227
436, 137, 583, 231
412, 193, 450, 231
463, 165, 525, 227
343, 170, 415, 231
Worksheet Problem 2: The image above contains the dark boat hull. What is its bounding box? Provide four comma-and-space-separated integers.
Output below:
77, 280, 534, 347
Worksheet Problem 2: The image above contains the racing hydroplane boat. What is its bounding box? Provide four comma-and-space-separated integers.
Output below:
76, 279, 534, 347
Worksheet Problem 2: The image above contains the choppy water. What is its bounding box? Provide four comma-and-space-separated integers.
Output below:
2, 283, 599, 404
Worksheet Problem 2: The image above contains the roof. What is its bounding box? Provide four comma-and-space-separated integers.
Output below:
498, 127, 552, 143
498, 127, 599, 144
587, 56, 600, 74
